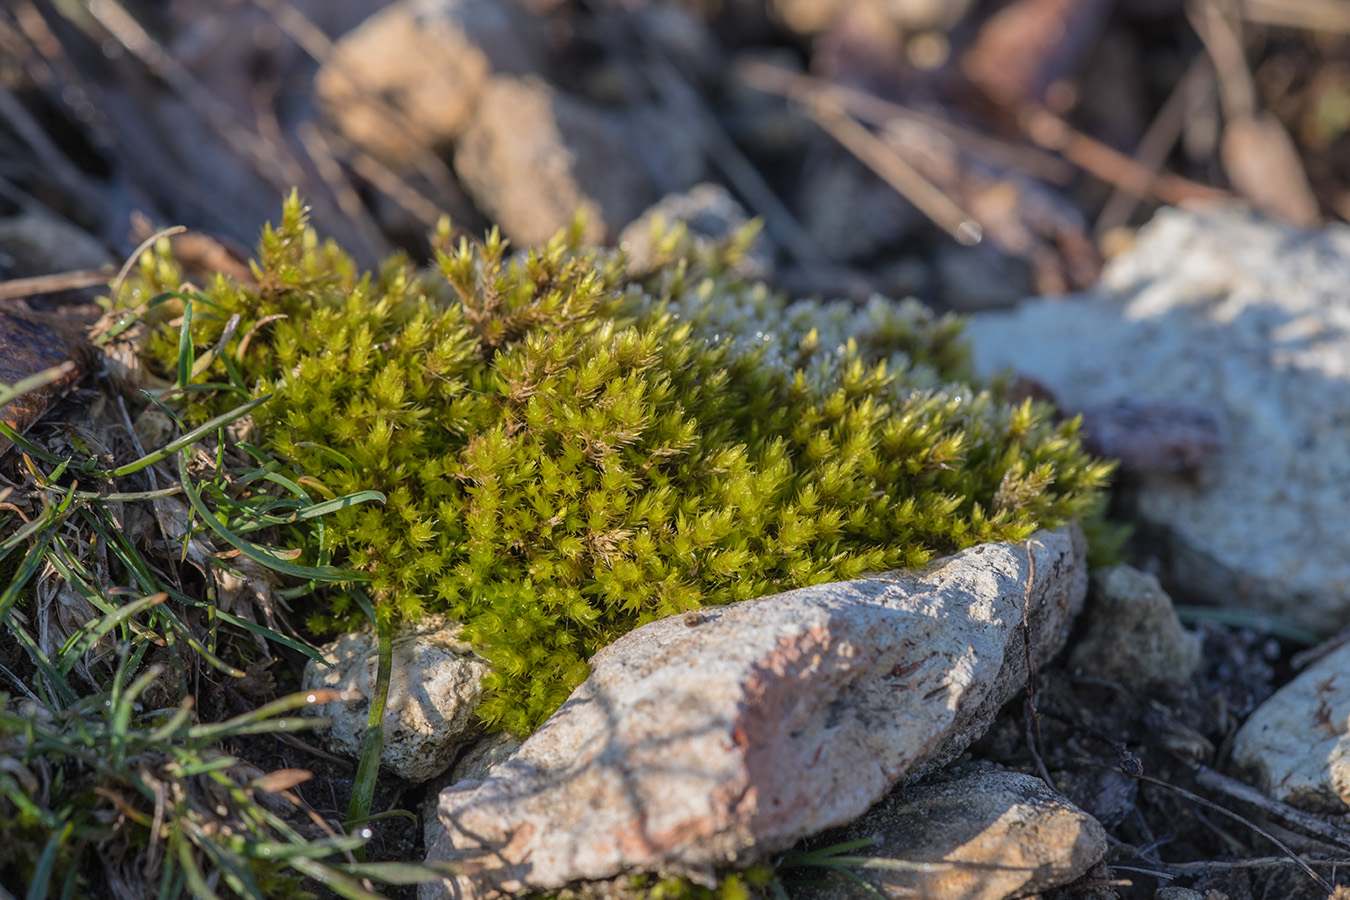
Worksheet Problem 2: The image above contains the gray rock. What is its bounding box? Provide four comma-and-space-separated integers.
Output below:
421, 526, 1087, 899
1154, 889, 1205, 900
420, 731, 523, 849
302, 615, 489, 783
454, 76, 656, 246
792, 764, 1107, 900
1231, 641, 1350, 812
619, 183, 771, 279
1068, 565, 1202, 690
315, 0, 543, 168
965, 206, 1350, 636
0, 213, 110, 277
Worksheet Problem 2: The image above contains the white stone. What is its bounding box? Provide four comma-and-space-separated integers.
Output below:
1068, 565, 1201, 690
792, 764, 1107, 900
315, 0, 543, 168
302, 615, 489, 783
965, 206, 1350, 636
1232, 641, 1350, 812
422, 526, 1086, 899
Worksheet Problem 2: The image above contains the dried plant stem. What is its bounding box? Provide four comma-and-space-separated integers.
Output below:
806, 97, 982, 246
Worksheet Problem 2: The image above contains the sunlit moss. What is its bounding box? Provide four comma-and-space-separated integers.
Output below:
124, 194, 1113, 736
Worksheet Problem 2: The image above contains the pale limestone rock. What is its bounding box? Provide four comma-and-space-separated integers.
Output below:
1068, 565, 1202, 690
793, 764, 1107, 900
421, 526, 1087, 898
302, 615, 488, 783
454, 76, 655, 246
1232, 641, 1350, 812
315, 0, 543, 168
965, 206, 1350, 636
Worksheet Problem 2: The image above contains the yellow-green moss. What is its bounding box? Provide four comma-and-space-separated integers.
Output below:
120, 195, 1112, 735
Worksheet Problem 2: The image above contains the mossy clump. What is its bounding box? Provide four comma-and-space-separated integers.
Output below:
122, 194, 1112, 735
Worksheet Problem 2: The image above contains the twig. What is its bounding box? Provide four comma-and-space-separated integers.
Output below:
1194, 765, 1350, 852
1022, 107, 1230, 206
0, 83, 113, 233
296, 122, 391, 261
736, 58, 1075, 184
1188, 0, 1256, 122
0, 269, 113, 303
1131, 771, 1337, 893
1241, 0, 1350, 33
1159, 855, 1350, 873
247, 0, 472, 211
805, 97, 982, 246
643, 58, 824, 264
1095, 55, 1216, 236
1019, 540, 1053, 790
321, 129, 455, 232
107, 225, 187, 308
81, 0, 302, 195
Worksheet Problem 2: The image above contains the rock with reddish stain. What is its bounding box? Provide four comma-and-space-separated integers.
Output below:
420, 525, 1086, 899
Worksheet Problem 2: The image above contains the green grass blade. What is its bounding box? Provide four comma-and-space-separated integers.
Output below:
177, 449, 367, 583
107, 394, 271, 478
346, 589, 390, 860
26, 821, 73, 900
57, 593, 167, 674
287, 857, 389, 900
0, 362, 76, 409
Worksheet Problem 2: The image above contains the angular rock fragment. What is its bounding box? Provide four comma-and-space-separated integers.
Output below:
422, 526, 1086, 899
792, 764, 1107, 900
1231, 641, 1350, 813
965, 206, 1350, 635
1068, 564, 1201, 690
315, 0, 544, 168
619, 183, 770, 278
454, 76, 656, 246
303, 615, 489, 783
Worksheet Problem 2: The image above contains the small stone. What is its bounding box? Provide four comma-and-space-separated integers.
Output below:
619, 183, 771, 279
315, 0, 543, 168
1154, 888, 1206, 900
965, 206, 1350, 636
422, 526, 1087, 899
302, 615, 489, 783
1231, 641, 1350, 812
1068, 565, 1202, 690
792, 764, 1107, 900
454, 76, 656, 246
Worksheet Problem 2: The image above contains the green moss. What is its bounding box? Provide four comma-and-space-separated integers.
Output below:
120, 194, 1113, 736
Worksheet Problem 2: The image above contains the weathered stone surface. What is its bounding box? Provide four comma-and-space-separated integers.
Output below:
619, 183, 770, 279
316, 0, 543, 168
1068, 565, 1201, 690
421, 526, 1087, 898
303, 615, 488, 783
1231, 641, 1350, 813
793, 764, 1107, 900
965, 206, 1350, 636
454, 76, 655, 246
